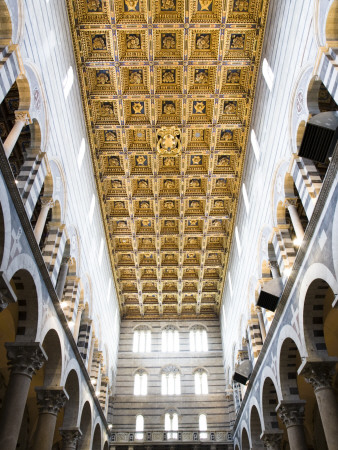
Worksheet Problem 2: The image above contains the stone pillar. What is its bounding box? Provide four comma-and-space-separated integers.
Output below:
300, 361, 338, 450
0, 342, 47, 450
59, 427, 82, 450
32, 386, 69, 450
56, 257, 70, 299
269, 261, 281, 279
255, 306, 266, 341
34, 197, 54, 243
260, 430, 283, 449
277, 401, 307, 450
284, 199, 305, 242
3, 110, 31, 158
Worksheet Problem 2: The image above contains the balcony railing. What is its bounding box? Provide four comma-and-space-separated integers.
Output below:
110, 430, 233, 444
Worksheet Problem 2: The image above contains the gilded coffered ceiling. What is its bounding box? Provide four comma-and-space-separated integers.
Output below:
66, 0, 269, 319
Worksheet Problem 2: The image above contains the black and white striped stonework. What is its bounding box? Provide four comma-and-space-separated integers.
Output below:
0, 48, 19, 104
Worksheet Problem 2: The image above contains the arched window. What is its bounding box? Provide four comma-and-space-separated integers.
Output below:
161, 367, 181, 395
134, 370, 147, 396
190, 326, 208, 352
194, 369, 208, 395
135, 414, 144, 440
133, 327, 151, 352
262, 58, 274, 91
161, 326, 179, 352
165, 412, 178, 439
199, 414, 207, 439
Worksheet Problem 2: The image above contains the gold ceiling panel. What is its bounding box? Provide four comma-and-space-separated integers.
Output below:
66, 0, 270, 319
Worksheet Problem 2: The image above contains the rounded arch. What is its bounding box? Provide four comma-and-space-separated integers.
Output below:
298, 263, 338, 357
271, 160, 290, 227
62, 368, 80, 428
3, 0, 24, 45
325, 0, 338, 44
48, 159, 67, 223
78, 401, 92, 450
0, 178, 11, 271
241, 425, 251, 450
92, 423, 102, 450
40, 327, 63, 386
249, 404, 264, 449
103, 440, 109, 450
0, 0, 13, 47
261, 376, 281, 433
15, 74, 31, 111
6, 259, 41, 341
278, 334, 303, 401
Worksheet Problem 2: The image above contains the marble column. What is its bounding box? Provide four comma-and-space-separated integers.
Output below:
56, 257, 70, 299
277, 401, 307, 450
0, 342, 47, 450
260, 430, 283, 449
3, 110, 31, 158
300, 361, 338, 450
255, 306, 266, 341
284, 199, 305, 241
59, 427, 82, 450
32, 386, 69, 450
33, 197, 54, 243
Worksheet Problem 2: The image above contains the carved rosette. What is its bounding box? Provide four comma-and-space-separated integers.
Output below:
301, 361, 336, 392
5, 342, 47, 378
277, 401, 305, 428
157, 126, 181, 157
59, 427, 82, 448
35, 387, 69, 415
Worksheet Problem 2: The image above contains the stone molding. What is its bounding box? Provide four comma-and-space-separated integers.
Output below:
35, 386, 69, 415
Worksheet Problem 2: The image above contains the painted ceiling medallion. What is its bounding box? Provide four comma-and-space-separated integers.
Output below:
157, 126, 181, 157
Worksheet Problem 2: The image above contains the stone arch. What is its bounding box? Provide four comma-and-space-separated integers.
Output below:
78, 401, 92, 450
6, 262, 41, 341
67, 225, 81, 276
307, 76, 338, 117
325, 0, 338, 45
0, 179, 11, 270
241, 425, 251, 450
249, 404, 264, 449
103, 440, 109, 450
62, 368, 80, 428
15, 74, 31, 111
261, 376, 281, 432
278, 335, 303, 401
49, 159, 66, 223
92, 423, 102, 450
40, 327, 63, 386
3, 0, 24, 46
0, 0, 12, 47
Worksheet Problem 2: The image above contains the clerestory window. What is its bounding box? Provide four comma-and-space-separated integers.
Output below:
135, 414, 144, 440
162, 326, 179, 352
190, 326, 208, 352
199, 414, 207, 439
133, 327, 151, 353
134, 370, 147, 396
161, 368, 181, 395
194, 369, 208, 395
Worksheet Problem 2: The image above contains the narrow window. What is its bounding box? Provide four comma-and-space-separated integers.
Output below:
165, 412, 178, 439
262, 58, 274, 91
190, 327, 208, 352
133, 328, 151, 352
251, 129, 260, 161
195, 370, 208, 395
162, 327, 179, 352
135, 415, 144, 440
199, 414, 207, 439
162, 370, 181, 395
134, 371, 147, 396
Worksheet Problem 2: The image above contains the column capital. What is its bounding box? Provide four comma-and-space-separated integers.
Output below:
268, 260, 279, 269
276, 400, 306, 428
59, 427, 82, 447
35, 386, 69, 415
40, 196, 54, 208
299, 360, 337, 392
5, 342, 47, 378
260, 430, 283, 448
283, 197, 298, 208
14, 110, 31, 125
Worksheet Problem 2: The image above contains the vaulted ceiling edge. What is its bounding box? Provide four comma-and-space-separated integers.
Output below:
66, 0, 270, 320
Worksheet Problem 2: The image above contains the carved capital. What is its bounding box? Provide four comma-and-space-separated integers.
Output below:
260, 431, 283, 449
59, 427, 82, 448
14, 110, 31, 125
6, 342, 47, 378
40, 196, 54, 208
300, 361, 336, 392
284, 197, 298, 208
35, 386, 69, 415
277, 401, 305, 428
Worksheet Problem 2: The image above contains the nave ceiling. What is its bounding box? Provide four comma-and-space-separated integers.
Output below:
66, 0, 269, 319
